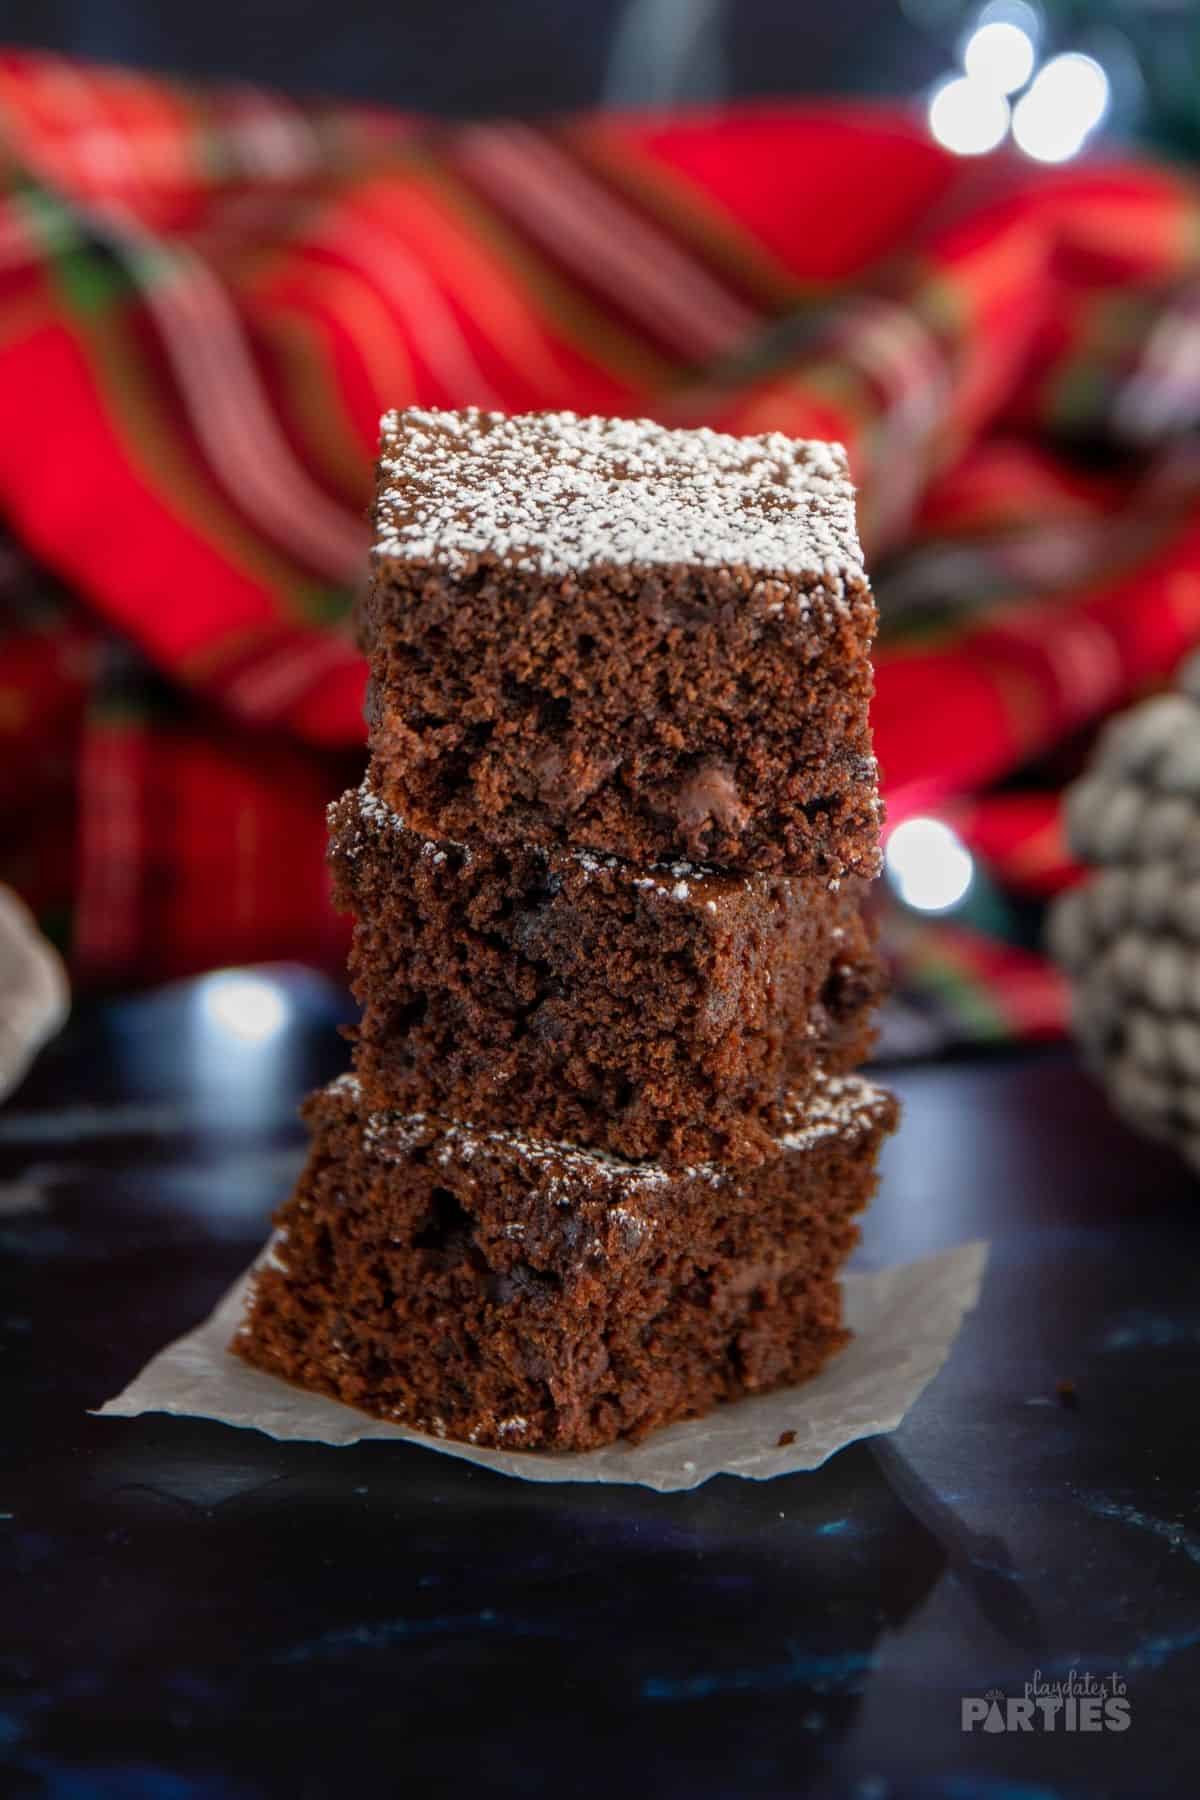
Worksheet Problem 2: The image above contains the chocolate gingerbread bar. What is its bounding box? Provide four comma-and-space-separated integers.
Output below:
362, 408, 881, 878
330, 781, 882, 1167
233, 1070, 899, 1452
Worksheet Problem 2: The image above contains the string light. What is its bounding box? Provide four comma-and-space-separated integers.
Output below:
928, 3, 1110, 165
963, 16, 1037, 95
1012, 52, 1111, 163
200, 971, 289, 1043
885, 818, 975, 914
928, 75, 1011, 156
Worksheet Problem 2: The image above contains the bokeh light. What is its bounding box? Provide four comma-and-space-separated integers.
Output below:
1012, 52, 1110, 162
928, 75, 1011, 156
963, 18, 1037, 96
200, 970, 289, 1043
885, 817, 976, 914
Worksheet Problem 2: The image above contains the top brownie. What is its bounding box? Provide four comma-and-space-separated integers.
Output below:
362, 407, 881, 877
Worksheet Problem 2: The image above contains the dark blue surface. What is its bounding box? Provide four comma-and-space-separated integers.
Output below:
4, 971, 1200, 1798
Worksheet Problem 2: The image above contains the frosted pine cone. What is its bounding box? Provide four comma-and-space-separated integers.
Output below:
1049, 658, 1200, 1165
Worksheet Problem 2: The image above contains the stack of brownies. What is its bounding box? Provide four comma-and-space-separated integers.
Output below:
235, 408, 898, 1452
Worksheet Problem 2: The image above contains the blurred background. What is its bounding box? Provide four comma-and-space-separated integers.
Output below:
4, 0, 1200, 1067
2, 0, 1198, 153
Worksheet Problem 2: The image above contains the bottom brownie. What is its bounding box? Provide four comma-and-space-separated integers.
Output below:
233, 1071, 898, 1452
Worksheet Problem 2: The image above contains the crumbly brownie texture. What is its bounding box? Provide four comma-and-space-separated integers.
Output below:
233, 1071, 899, 1451
362, 408, 881, 878
330, 782, 882, 1167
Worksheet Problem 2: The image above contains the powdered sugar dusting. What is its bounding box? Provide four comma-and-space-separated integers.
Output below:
344, 782, 472, 865
333, 1067, 891, 1197
775, 1072, 893, 1152
437, 1119, 685, 1194
340, 779, 752, 899
374, 407, 866, 587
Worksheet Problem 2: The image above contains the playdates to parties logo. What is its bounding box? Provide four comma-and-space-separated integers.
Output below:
962, 1670, 1131, 1733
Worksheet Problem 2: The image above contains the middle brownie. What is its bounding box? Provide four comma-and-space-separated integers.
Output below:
330, 780, 882, 1167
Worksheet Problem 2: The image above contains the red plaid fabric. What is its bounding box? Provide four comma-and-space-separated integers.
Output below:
2, 52, 1199, 1037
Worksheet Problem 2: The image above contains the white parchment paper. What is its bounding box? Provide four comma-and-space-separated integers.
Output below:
97, 1239, 988, 1491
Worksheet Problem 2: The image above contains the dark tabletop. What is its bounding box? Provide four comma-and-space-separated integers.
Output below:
4, 968, 1200, 1800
